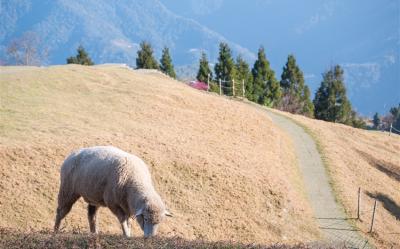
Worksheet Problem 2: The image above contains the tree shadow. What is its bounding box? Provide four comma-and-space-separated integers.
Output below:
366, 191, 400, 220
356, 150, 400, 182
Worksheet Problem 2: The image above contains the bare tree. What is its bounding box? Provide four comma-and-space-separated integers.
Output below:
6, 31, 48, 66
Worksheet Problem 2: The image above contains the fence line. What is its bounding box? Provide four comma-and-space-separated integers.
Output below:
389, 123, 400, 136
355, 187, 396, 240
208, 78, 246, 97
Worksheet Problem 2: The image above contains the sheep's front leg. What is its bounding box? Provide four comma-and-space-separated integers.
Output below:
121, 218, 131, 237
54, 194, 80, 232
110, 206, 131, 237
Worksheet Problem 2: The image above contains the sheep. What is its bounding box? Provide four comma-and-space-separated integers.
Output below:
53, 146, 171, 238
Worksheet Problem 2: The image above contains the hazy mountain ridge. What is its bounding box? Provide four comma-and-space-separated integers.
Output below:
0, 0, 255, 71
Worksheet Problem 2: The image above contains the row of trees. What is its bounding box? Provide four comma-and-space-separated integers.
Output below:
135, 42, 176, 78
66, 41, 177, 80
197, 44, 284, 108
66, 41, 367, 128
196, 43, 363, 126
4, 33, 392, 131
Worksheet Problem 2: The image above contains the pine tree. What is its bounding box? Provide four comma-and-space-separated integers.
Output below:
235, 55, 253, 98
160, 47, 176, 78
214, 42, 236, 95
280, 54, 303, 106
280, 54, 314, 116
301, 85, 314, 117
390, 104, 400, 134
196, 52, 212, 83
372, 112, 381, 130
136, 41, 159, 69
313, 65, 353, 124
66, 45, 94, 65
251, 46, 281, 106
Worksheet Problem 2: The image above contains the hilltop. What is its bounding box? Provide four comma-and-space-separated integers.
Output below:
1, 65, 398, 248
0, 65, 318, 244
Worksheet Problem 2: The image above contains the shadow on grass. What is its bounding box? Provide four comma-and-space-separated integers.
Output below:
366, 192, 400, 221
356, 150, 400, 182
0, 228, 351, 249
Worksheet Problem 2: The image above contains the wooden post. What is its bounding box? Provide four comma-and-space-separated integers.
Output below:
389, 123, 392, 136
357, 187, 361, 220
207, 73, 210, 92
219, 78, 222, 95
369, 199, 377, 233
242, 79, 245, 97
232, 79, 235, 96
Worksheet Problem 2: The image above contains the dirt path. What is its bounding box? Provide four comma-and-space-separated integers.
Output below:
265, 109, 373, 249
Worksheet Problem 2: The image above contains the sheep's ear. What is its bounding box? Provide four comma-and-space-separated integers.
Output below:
135, 207, 144, 217
165, 210, 173, 217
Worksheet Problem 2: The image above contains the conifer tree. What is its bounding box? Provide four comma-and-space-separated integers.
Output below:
160, 47, 176, 78
280, 54, 313, 116
235, 55, 253, 98
214, 42, 236, 95
136, 41, 159, 69
251, 46, 281, 106
66, 45, 94, 65
301, 85, 314, 117
390, 104, 400, 134
196, 52, 212, 83
313, 65, 352, 124
372, 112, 381, 130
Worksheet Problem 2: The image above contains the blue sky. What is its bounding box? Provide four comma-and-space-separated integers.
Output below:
161, 0, 400, 115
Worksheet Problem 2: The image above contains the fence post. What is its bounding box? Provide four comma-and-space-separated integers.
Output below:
389, 123, 392, 136
369, 199, 377, 233
242, 79, 245, 97
357, 187, 361, 220
207, 73, 210, 92
232, 79, 235, 97
219, 78, 222, 95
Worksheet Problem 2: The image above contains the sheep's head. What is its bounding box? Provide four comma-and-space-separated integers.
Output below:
135, 196, 172, 238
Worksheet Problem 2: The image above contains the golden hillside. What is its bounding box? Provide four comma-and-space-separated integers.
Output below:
0, 65, 319, 244
275, 110, 400, 249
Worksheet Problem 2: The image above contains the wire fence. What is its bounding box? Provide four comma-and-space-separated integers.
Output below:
353, 187, 399, 248
389, 123, 400, 136
205, 78, 247, 98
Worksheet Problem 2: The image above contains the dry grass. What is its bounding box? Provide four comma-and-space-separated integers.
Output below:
272, 109, 400, 249
0, 228, 348, 249
0, 65, 319, 245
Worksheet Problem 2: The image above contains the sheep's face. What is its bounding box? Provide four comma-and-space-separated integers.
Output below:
136, 199, 171, 238
135, 209, 161, 237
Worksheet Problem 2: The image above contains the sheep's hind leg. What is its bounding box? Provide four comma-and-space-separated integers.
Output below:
54, 194, 79, 232
88, 204, 99, 234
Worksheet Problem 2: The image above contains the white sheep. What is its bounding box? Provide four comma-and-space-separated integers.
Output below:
53, 146, 171, 237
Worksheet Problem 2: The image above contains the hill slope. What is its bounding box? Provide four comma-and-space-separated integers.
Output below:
0, 65, 318, 244
274, 110, 400, 249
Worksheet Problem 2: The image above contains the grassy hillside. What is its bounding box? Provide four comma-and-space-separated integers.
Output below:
273, 110, 400, 249
0, 65, 319, 245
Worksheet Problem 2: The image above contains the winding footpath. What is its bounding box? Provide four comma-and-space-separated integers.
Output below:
265, 109, 372, 249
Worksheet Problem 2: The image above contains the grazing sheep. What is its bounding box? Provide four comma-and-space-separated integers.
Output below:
54, 146, 171, 237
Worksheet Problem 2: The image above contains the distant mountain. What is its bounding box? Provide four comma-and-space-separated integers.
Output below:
0, 0, 255, 76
